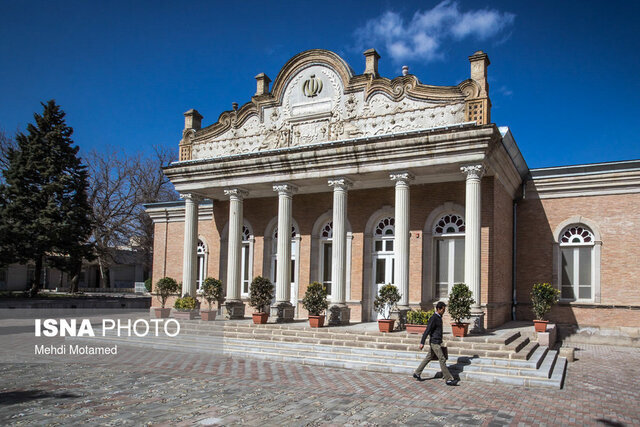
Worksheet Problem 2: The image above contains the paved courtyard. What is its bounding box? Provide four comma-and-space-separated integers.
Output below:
1, 315, 639, 426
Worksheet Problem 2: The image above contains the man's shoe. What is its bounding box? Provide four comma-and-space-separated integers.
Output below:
446, 379, 458, 386
413, 373, 421, 380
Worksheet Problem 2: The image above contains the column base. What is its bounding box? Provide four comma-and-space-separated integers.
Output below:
270, 302, 295, 323
222, 301, 246, 320
468, 309, 485, 334
391, 306, 411, 331
328, 304, 351, 326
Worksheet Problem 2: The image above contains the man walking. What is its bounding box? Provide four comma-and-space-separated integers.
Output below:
413, 301, 457, 385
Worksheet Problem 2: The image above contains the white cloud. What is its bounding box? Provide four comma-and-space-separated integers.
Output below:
354, 1, 515, 63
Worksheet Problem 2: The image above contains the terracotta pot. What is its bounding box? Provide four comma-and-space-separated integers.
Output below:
406, 324, 428, 334
253, 312, 269, 324
533, 319, 549, 333
451, 322, 469, 337
378, 319, 395, 333
173, 310, 198, 320
154, 307, 171, 318
201, 310, 217, 321
308, 315, 325, 328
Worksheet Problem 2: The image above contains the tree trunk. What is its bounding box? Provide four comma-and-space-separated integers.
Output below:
98, 257, 110, 288
29, 256, 43, 297
69, 261, 81, 293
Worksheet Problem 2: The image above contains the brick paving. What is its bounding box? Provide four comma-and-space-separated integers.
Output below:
1, 320, 639, 426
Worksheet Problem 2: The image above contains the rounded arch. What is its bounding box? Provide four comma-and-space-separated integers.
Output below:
365, 205, 395, 236
270, 49, 355, 104
311, 209, 353, 237
220, 219, 255, 240
552, 215, 602, 303
196, 235, 210, 253
264, 216, 300, 240
310, 209, 354, 301
196, 236, 209, 291
423, 202, 466, 235
422, 202, 465, 304
553, 215, 602, 243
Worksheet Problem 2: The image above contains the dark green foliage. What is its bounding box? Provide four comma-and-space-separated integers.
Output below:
373, 284, 401, 319
302, 281, 329, 316
144, 277, 152, 292
174, 295, 198, 311
0, 100, 93, 295
406, 309, 434, 325
249, 276, 274, 313
448, 283, 475, 324
155, 277, 179, 308
531, 282, 560, 320
201, 277, 223, 310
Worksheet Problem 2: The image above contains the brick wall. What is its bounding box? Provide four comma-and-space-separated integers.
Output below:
487, 178, 514, 328
151, 180, 518, 328
517, 191, 640, 327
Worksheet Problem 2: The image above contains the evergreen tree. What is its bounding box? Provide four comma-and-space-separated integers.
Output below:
0, 100, 94, 295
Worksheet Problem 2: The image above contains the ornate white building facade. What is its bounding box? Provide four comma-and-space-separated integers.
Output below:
146, 49, 640, 330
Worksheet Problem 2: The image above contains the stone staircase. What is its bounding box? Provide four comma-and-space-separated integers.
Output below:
72, 319, 566, 388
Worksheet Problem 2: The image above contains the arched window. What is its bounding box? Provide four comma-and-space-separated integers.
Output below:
241, 225, 252, 295
319, 221, 333, 297
559, 225, 594, 300
433, 214, 465, 299
373, 217, 395, 305
196, 240, 206, 290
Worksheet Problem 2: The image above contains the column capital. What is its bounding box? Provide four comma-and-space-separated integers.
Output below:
328, 178, 353, 190
461, 164, 485, 180
390, 171, 415, 184
180, 193, 203, 202
223, 188, 249, 199
273, 183, 298, 195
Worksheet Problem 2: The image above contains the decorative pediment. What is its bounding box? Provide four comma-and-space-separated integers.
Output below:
180, 49, 491, 161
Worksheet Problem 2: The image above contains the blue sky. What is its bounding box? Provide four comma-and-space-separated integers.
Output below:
1, 0, 638, 168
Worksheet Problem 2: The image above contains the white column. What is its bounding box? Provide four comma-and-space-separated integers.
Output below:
224, 188, 247, 302
461, 164, 485, 329
328, 178, 352, 325
328, 178, 351, 304
181, 193, 200, 297
273, 184, 297, 304
390, 172, 414, 309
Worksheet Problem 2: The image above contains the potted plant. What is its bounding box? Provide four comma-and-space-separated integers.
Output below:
406, 309, 434, 334
153, 277, 179, 318
302, 282, 329, 328
373, 284, 401, 332
173, 294, 200, 320
200, 277, 223, 321
249, 276, 274, 324
448, 283, 475, 337
531, 282, 560, 333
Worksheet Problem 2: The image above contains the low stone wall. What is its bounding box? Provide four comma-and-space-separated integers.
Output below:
0, 296, 151, 310
558, 324, 640, 348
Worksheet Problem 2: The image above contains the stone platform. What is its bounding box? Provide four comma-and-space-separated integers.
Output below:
72, 318, 566, 389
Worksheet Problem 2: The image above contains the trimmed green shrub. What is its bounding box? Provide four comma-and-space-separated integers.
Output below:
448, 283, 475, 324
531, 282, 560, 320
200, 277, 224, 311
174, 295, 198, 311
406, 309, 434, 325
249, 276, 274, 313
302, 282, 329, 316
373, 284, 401, 320
155, 277, 179, 308
144, 278, 152, 293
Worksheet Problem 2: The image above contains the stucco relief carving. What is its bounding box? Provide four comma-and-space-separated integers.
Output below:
189, 57, 467, 160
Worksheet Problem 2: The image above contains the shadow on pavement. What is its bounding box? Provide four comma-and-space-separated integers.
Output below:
0, 390, 80, 405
